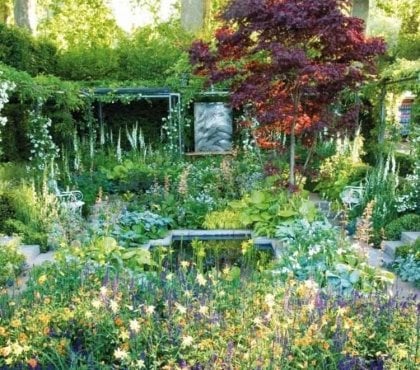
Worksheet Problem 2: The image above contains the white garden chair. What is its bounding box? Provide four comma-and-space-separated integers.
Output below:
48, 180, 85, 214
340, 186, 364, 210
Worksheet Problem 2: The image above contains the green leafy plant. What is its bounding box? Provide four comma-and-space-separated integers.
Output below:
395, 239, 420, 260
106, 210, 172, 247
203, 209, 244, 229
384, 213, 420, 240
57, 236, 154, 272
275, 220, 394, 293
205, 182, 317, 236
393, 255, 420, 287
0, 237, 25, 287
2, 181, 59, 251
315, 152, 368, 201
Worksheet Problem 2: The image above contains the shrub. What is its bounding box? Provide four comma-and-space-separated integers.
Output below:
395, 239, 420, 260
0, 24, 57, 75
2, 182, 59, 251
314, 153, 368, 201
3, 219, 48, 248
384, 214, 420, 240
394, 152, 415, 177
0, 194, 15, 232
0, 237, 25, 287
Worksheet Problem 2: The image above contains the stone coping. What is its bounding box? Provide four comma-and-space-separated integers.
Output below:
143, 229, 283, 259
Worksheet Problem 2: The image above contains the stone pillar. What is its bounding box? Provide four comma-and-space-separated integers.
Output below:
352, 0, 369, 26
14, 0, 37, 33
181, 0, 210, 33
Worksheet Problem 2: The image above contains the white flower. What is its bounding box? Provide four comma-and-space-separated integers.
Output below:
196, 273, 206, 286
253, 316, 263, 326
129, 319, 140, 334
181, 335, 194, 347
134, 359, 145, 368
175, 303, 187, 315
199, 305, 209, 316
109, 299, 119, 313
114, 347, 128, 360
92, 299, 102, 309
265, 293, 275, 308
145, 305, 155, 315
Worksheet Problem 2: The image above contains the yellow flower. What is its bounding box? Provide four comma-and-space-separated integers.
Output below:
10, 319, 21, 328
37, 275, 47, 285
166, 273, 174, 281
129, 319, 140, 334
0, 327, 7, 336
1, 344, 11, 357
10, 341, 26, 356
39, 313, 51, 326
85, 311, 93, 319
180, 260, 190, 269
222, 266, 230, 275
181, 335, 194, 347
18, 333, 28, 344
337, 307, 348, 317
114, 347, 129, 360
119, 329, 130, 341
395, 348, 408, 360
196, 273, 206, 286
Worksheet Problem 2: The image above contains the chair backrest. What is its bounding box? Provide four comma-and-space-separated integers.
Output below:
340, 186, 364, 209
47, 179, 61, 196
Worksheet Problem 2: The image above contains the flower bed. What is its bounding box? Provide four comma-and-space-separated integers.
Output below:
0, 251, 417, 369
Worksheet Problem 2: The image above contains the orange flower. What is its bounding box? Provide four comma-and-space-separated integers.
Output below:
114, 316, 124, 327
27, 358, 38, 369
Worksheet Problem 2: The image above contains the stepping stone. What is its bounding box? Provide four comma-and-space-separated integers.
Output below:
31, 251, 55, 267
401, 231, 420, 245
0, 236, 18, 245
383, 240, 404, 259
382, 254, 394, 268
18, 245, 41, 265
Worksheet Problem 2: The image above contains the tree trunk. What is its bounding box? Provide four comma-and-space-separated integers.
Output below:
352, 0, 369, 26
181, 0, 210, 33
13, 0, 37, 33
289, 92, 300, 187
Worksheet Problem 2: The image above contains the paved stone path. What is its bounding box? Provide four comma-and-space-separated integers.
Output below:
0, 238, 55, 296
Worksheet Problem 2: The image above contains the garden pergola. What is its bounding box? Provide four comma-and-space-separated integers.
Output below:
83, 87, 183, 152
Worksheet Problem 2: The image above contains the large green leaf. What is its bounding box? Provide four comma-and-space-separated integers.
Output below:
349, 270, 361, 284
278, 209, 298, 218
250, 190, 267, 205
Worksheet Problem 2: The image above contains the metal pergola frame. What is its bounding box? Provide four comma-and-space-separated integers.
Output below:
84, 87, 183, 153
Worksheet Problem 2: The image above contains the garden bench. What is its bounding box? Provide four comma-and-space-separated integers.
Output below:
340, 186, 364, 209
48, 180, 85, 214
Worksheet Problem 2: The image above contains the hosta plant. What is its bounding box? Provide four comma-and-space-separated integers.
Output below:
275, 220, 394, 293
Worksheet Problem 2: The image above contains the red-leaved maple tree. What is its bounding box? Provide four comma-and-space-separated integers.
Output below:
189, 0, 386, 186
